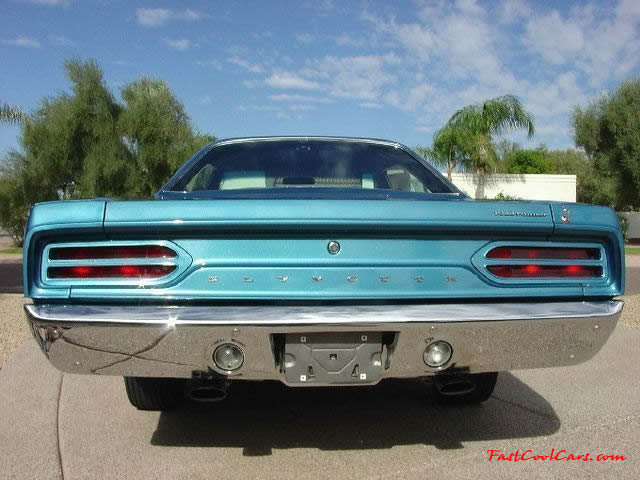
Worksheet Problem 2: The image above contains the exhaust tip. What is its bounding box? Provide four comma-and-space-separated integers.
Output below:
188, 386, 228, 402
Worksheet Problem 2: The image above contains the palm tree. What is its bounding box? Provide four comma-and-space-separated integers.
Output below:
0, 100, 28, 124
430, 125, 478, 180
435, 95, 535, 178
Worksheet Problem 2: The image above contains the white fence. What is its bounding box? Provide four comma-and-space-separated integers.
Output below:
450, 173, 577, 202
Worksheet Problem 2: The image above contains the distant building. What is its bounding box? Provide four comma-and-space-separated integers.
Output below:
451, 173, 577, 202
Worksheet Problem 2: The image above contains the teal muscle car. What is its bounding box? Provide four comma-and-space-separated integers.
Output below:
23, 137, 625, 410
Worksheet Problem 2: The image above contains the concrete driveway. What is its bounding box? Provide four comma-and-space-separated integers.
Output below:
2, 325, 639, 479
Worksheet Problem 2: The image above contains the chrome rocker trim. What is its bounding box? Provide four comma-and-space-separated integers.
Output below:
25, 301, 623, 384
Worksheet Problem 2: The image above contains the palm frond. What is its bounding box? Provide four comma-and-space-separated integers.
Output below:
0, 101, 29, 124
446, 95, 535, 138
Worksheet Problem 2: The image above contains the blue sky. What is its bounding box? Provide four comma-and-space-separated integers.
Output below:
2, 0, 640, 157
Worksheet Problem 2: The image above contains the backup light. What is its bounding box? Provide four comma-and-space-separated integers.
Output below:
423, 341, 453, 368
213, 343, 245, 372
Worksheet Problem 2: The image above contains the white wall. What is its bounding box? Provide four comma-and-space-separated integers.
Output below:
620, 212, 640, 241
0, 228, 14, 247
450, 173, 577, 202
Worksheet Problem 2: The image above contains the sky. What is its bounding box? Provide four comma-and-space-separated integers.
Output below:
2, 0, 640, 157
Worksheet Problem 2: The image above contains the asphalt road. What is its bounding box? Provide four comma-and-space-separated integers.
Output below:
0, 261, 21, 293
1, 260, 638, 295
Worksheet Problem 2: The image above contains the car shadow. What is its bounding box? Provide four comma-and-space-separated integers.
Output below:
150, 372, 560, 454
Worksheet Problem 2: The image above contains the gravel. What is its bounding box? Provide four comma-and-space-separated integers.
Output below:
0, 294, 29, 370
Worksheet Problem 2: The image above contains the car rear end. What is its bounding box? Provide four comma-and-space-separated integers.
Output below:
23, 198, 624, 382
22, 137, 625, 409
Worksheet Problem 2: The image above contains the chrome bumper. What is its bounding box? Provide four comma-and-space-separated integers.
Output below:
25, 301, 623, 384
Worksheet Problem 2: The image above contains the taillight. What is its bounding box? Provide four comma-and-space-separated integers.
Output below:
46, 244, 179, 280
487, 246, 600, 260
48, 265, 176, 279
49, 245, 176, 260
488, 265, 602, 278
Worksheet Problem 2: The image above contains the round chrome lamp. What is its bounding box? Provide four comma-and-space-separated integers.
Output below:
423, 341, 453, 368
213, 343, 244, 372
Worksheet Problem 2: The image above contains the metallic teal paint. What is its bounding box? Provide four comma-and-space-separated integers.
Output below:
23, 198, 624, 302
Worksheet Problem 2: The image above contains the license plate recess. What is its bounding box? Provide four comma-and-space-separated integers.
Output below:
284, 332, 383, 385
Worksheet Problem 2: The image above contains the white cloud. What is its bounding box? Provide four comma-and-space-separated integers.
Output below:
2, 35, 40, 48
364, 1, 518, 100
252, 31, 274, 39
384, 83, 433, 111
265, 72, 321, 90
520, 1, 640, 87
196, 59, 223, 71
200, 95, 212, 104
181, 9, 203, 21
136, 8, 171, 26
295, 33, 314, 44
303, 54, 399, 100
136, 8, 205, 27
289, 104, 317, 111
360, 102, 383, 109
165, 38, 195, 51
498, 0, 531, 23
227, 56, 264, 73
524, 11, 584, 65
21, 0, 70, 6
521, 72, 588, 120
269, 93, 331, 103
249, 105, 280, 112
455, 0, 485, 17
302, 0, 334, 15
49, 34, 75, 46
335, 33, 366, 48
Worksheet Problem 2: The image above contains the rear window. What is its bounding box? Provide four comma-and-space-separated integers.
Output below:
168, 139, 453, 194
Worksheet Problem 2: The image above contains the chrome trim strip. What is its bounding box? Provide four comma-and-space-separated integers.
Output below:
24, 301, 623, 326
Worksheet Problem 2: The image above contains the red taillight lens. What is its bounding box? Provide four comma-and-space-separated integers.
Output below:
488, 265, 602, 278
49, 245, 177, 260
48, 265, 176, 279
487, 246, 600, 260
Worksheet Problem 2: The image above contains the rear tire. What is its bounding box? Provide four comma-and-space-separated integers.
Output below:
124, 377, 185, 411
432, 372, 498, 405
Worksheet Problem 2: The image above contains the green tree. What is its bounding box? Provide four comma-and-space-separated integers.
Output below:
0, 58, 214, 245
573, 77, 640, 210
119, 78, 213, 197
505, 149, 552, 174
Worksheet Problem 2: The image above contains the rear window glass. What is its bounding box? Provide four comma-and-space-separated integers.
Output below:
169, 139, 453, 194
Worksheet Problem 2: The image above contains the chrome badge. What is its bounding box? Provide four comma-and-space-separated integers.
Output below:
327, 241, 341, 255
494, 210, 547, 217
